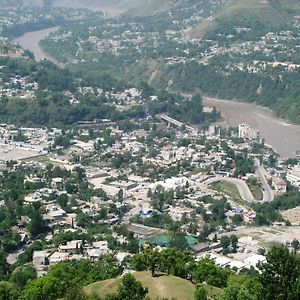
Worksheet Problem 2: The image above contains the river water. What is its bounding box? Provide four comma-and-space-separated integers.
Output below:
13, 27, 300, 158
13, 26, 59, 63
204, 97, 300, 158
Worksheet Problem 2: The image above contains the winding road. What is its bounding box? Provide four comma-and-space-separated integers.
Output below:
254, 159, 274, 202
203, 176, 255, 202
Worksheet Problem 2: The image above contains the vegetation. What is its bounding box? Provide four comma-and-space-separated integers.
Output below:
85, 271, 195, 300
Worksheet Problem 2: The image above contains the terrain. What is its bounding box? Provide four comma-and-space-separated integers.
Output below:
84, 271, 197, 299
192, 0, 300, 39
0, 0, 172, 15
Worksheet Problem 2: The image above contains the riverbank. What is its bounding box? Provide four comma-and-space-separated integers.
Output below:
13, 26, 60, 63
203, 97, 300, 158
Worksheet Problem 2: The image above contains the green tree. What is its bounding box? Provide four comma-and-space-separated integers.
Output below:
258, 245, 300, 300
19, 276, 64, 300
194, 258, 231, 288
291, 239, 300, 252
114, 273, 148, 300
169, 231, 188, 251
10, 265, 36, 288
144, 249, 160, 277
0, 281, 19, 300
194, 287, 207, 300
27, 203, 47, 237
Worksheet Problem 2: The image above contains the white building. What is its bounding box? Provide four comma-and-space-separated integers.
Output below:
238, 124, 260, 141
286, 166, 300, 191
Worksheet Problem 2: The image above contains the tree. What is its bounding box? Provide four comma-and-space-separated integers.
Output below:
291, 239, 300, 252
194, 287, 207, 300
194, 258, 231, 288
169, 231, 188, 251
258, 245, 300, 300
19, 276, 64, 300
10, 265, 36, 288
0, 251, 9, 280
113, 273, 148, 300
159, 248, 177, 275
0, 282, 19, 300
220, 236, 231, 255
27, 203, 47, 237
57, 193, 69, 210
144, 249, 160, 277
230, 235, 238, 253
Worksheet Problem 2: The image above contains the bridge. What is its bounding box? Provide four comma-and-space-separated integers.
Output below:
159, 114, 197, 133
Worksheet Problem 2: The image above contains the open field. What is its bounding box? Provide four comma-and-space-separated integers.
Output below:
248, 182, 263, 201
209, 181, 250, 208
216, 226, 300, 248
0, 143, 46, 161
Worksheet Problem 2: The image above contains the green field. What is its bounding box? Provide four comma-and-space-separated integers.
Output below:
209, 181, 250, 207
84, 271, 196, 300
248, 182, 263, 201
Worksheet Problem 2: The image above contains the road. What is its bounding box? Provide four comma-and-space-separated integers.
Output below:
254, 159, 274, 202
203, 176, 255, 202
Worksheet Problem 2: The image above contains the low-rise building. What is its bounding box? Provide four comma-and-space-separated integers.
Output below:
272, 177, 287, 193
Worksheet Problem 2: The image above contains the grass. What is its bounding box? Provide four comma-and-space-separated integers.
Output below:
202, 283, 223, 299
209, 181, 250, 207
247, 182, 263, 201
84, 271, 197, 300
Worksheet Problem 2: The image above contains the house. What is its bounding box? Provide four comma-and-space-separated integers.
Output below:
33, 251, 50, 269
189, 243, 210, 255
44, 205, 66, 223
51, 177, 63, 188
48, 252, 70, 265
272, 177, 287, 193
58, 240, 83, 254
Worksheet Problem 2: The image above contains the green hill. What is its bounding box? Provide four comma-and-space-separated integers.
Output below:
122, 0, 171, 16
191, 0, 300, 38
84, 271, 196, 300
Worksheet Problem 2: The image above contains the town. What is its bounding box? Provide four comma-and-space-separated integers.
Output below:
1, 97, 299, 278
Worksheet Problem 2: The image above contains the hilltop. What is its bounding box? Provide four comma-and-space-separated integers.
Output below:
84, 271, 198, 300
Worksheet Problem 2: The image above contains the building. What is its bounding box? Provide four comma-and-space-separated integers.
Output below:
58, 240, 83, 254
272, 177, 287, 193
286, 166, 300, 191
238, 124, 260, 141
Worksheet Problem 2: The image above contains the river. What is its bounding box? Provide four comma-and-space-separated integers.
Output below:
204, 97, 300, 158
13, 27, 300, 158
13, 26, 59, 63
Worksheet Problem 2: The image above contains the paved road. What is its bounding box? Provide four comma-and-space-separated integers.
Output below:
254, 159, 274, 202
203, 176, 255, 202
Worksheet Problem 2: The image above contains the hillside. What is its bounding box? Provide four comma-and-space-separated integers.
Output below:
84, 271, 197, 300
0, 0, 170, 15
123, 0, 171, 16
191, 0, 300, 39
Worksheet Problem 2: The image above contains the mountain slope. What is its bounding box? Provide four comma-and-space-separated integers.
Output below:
191, 0, 300, 39
123, 0, 171, 16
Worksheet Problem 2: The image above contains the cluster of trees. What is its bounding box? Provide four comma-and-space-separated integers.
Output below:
18, 255, 122, 300
130, 245, 300, 300
1, 244, 300, 299
161, 61, 300, 124
147, 92, 219, 125
252, 192, 300, 224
